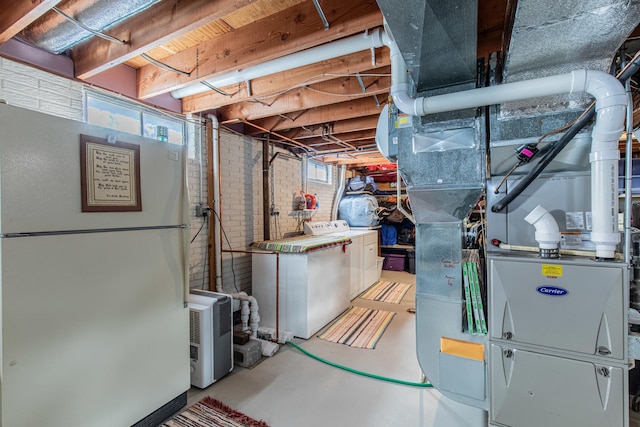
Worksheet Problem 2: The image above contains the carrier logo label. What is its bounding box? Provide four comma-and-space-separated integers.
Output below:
536, 286, 568, 296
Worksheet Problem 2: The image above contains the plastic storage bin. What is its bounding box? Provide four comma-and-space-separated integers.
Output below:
383, 253, 406, 271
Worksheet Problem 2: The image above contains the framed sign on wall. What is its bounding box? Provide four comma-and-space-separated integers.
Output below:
80, 135, 142, 212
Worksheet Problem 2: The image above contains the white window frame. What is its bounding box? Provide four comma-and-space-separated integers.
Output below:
307, 159, 332, 184
85, 90, 186, 145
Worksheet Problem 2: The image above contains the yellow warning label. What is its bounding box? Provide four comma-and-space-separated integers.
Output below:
396, 115, 412, 128
542, 264, 563, 277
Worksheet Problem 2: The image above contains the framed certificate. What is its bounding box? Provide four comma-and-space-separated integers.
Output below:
80, 135, 142, 212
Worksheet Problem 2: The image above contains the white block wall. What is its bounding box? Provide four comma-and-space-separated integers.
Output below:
0, 58, 84, 121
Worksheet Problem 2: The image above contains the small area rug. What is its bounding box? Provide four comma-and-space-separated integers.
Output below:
318, 306, 396, 349
162, 397, 270, 427
360, 280, 412, 304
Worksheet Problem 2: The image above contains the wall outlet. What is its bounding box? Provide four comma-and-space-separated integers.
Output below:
195, 204, 210, 217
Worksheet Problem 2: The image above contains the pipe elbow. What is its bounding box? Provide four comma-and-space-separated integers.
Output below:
248, 296, 259, 311
391, 88, 423, 116
524, 205, 561, 250
583, 70, 627, 110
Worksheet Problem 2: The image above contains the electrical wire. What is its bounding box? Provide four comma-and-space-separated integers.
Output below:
285, 341, 433, 388
190, 216, 206, 243
211, 208, 239, 293
202, 215, 209, 290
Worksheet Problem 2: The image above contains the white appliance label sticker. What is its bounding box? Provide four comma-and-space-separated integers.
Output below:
585, 212, 592, 231
565, 212, 584, 230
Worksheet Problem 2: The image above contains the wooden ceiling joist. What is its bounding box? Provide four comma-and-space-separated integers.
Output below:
182, 47, 390, 113
71, 0, 262, 79
277, 114, 381, 139
216, 66, 390, 122
137, 0, 383, 99
0, 0, 62, 44
251, 94, 387, 133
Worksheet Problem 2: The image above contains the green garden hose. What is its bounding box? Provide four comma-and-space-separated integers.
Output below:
285, 341, 433, 388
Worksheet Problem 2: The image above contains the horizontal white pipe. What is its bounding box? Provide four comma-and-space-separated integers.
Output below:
386, 37, 626, 259
524, 205, 561, 250
171, 27, 386, 99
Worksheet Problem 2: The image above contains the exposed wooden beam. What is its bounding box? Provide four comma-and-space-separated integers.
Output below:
0, 0, 62, 44
302, 129, 377, 145
216, 67, 390, 121
251, 94, 387, 132
319, 153, 389, 166
182, 47, 390, 113
278, 114, 381, 139
137, 0, 383, 99
71, 0, 261, 79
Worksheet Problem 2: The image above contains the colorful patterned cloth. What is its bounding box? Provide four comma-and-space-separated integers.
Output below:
251, 235, 351, 253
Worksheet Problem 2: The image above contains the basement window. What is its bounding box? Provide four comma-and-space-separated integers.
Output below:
86, 91, 185, 145
308, 159, 332, 184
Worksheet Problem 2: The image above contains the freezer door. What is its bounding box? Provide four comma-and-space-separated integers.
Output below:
0, 230, 189, 427
0, 104, 186, 233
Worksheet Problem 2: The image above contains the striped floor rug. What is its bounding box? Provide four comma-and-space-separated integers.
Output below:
360, 280, 412, 304
162, 397, 270, 427
318, 306, 396, 349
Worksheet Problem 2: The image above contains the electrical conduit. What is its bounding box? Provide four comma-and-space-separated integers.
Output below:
383, 35, 626, 259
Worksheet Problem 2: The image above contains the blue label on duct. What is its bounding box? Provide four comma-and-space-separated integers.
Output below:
536, 286, 568, 296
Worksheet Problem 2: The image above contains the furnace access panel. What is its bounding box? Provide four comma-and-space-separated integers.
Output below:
488, 255, 628, 427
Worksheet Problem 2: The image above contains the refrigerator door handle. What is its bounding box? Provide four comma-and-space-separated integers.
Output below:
0, 224, 189, 238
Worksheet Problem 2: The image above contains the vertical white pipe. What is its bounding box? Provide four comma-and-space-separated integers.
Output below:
582, 70, 627, 258
207, 115, 224, 292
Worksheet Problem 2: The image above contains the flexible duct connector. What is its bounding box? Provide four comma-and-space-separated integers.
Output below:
524, 205, 561, 258
384, 38, 626, 259
232, 292, 260, 337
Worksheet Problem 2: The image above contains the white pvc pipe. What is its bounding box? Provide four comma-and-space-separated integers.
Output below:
171, 27, 387, 99
385, 38, 626, 259
232, 292, 260, 337
524, 205, 561, 250
207, 114, 224, 292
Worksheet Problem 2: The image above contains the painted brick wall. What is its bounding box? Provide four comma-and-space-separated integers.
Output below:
0, 58, 84, 121
215, 130, 341, 294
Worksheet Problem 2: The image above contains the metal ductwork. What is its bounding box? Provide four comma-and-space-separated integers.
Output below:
376, 0, 477, 92
18, 0, 161, 54
376, 0, 640, 416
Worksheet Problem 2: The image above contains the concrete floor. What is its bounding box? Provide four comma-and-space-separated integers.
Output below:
184, 270, 486, 427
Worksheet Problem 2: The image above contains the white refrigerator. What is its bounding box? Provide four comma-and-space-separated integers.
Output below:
0, 104, 191, 426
